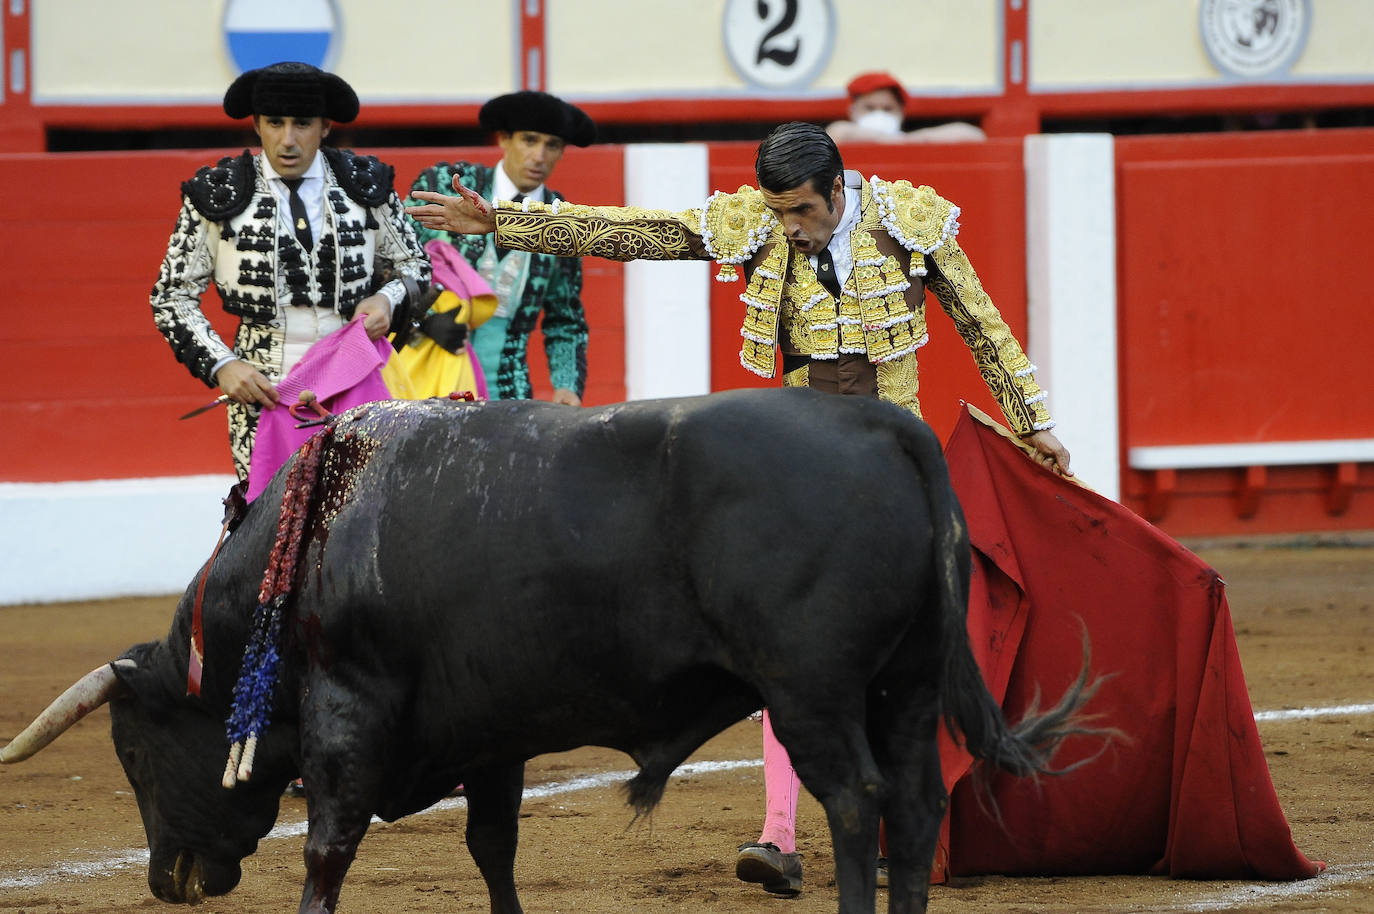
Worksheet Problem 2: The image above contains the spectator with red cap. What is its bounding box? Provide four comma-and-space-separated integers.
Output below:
827, 71, 986, 144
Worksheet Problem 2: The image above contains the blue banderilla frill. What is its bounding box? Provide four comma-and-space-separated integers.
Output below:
221, 427, 329, 788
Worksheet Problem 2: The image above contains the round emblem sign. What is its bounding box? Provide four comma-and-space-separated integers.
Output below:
722, 0, 835, 91
1199, 0, 1310, 79
223, 0, 340, 73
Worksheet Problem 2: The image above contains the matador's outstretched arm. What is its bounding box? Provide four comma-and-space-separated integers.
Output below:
407, 182, 708, 261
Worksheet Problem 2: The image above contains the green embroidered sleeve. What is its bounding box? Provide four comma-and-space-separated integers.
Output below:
540, 255, 589, 396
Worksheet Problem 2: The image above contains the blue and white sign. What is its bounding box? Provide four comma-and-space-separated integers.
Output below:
223, 0, 340, 74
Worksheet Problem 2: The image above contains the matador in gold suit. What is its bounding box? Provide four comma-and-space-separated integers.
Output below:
411, 123, 1067, 470
408, 122, 1071, 896
510, 179, 1049, 425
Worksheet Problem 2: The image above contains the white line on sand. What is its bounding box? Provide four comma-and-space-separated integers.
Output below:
0, 759, 757, 889
4, 704, 1373, 902
1162, 862, 1374, 912
1254, 702, 1374, 722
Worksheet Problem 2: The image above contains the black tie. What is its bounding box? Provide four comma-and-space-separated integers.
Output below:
494, 193, 525, 260
282, 177, 313, 252
815, 247, 842, 300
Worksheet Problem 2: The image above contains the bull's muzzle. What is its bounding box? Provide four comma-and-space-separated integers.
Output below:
151, 850, 241, 904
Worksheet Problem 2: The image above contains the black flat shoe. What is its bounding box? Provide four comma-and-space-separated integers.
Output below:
735, 841, 803, 896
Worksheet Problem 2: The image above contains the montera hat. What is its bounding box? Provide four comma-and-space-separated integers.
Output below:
479, 91, 596, 147
223, 61, 360, 122
846, 71, 907, 106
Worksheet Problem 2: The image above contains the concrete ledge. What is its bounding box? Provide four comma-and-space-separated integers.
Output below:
1024, 133, 1119, 501
1130, 439, 1374, 469
0, 475, 236, 605
623, 143, 711, 400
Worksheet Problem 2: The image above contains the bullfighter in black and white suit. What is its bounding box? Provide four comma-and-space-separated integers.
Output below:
151, 61, 430, 478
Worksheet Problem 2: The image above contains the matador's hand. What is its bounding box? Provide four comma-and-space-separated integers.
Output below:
215, 360, 279, 409
1024, 429, 1073, 477
351, 293, 393, 341
406, 181, 497, 236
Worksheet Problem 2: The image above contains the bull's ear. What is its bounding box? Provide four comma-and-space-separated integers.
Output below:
111, 643, 161, 698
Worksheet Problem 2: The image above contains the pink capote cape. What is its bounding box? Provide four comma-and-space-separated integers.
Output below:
245, 319, 393, 502
932, 406, 1322, 881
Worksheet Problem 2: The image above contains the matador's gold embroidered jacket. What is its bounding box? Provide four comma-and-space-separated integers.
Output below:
490, 175, 1054, 435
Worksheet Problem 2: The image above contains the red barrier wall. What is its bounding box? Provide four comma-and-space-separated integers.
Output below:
5, 133, 1370, 538
707, 139, 1029, 446
0, 146, 625, 482
1116, 128, 1374, 534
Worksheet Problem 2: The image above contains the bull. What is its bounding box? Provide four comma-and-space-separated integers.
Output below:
2, 388, 1096, 914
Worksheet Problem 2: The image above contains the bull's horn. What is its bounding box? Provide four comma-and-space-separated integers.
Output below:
0, 659, 135, 763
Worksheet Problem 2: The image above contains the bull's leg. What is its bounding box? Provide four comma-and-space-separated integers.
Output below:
871, 700, 944, 914
770, 708, 883, 914
297, 804, 371, 914
463, 760, 526, 914
296, 678, 391, 914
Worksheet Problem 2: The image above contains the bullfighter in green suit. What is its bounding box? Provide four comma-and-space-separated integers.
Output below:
405, 91, 595, 404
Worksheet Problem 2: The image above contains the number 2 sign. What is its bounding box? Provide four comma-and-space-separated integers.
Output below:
722, 0, 836, 91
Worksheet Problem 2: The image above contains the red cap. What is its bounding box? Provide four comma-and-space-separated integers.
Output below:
846, 72, 906, 106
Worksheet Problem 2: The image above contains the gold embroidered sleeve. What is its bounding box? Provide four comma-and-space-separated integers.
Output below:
492, 200, 710, 262
924, 237, 1054, 435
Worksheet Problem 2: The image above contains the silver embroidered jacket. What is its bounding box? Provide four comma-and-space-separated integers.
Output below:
150, 148, 429, 388
150, 147, 429, 479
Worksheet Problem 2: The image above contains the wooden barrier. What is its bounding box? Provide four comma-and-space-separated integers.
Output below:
0, 146, 626, 482
1115, 128, 1374, 534
2, 131, 1370, 538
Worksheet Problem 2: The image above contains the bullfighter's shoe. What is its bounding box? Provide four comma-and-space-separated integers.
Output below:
876, 856, 889, 888
735, 841, 803, 896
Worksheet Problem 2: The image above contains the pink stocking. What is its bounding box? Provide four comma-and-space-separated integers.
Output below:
757, 710, 800, 853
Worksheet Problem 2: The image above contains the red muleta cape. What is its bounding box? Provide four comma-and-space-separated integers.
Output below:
933, 407, 1322, 882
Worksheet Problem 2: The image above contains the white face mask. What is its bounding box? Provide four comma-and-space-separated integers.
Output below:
855, 109, 903, 135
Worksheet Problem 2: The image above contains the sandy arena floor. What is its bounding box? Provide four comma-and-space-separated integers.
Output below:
2, 543, 1371, 913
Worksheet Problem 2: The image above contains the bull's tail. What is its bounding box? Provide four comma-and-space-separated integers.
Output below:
900, 417, 1104, 789
941, 616, 1102, 782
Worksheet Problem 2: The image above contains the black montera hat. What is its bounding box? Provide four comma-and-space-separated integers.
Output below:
223, 61, 360, 123
479, 91, 596, 147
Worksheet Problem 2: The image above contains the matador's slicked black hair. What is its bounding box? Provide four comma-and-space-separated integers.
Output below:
755, 122, 844, 205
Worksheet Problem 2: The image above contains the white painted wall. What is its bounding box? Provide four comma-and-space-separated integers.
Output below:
622, 144, 712, 400
0, 476, 234, 605
1024, 134, 1120, 501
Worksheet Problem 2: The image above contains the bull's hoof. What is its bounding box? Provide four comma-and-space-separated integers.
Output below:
735, 841, 802, 896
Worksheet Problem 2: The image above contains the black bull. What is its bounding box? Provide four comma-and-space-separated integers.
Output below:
2, 389, 1096, 914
